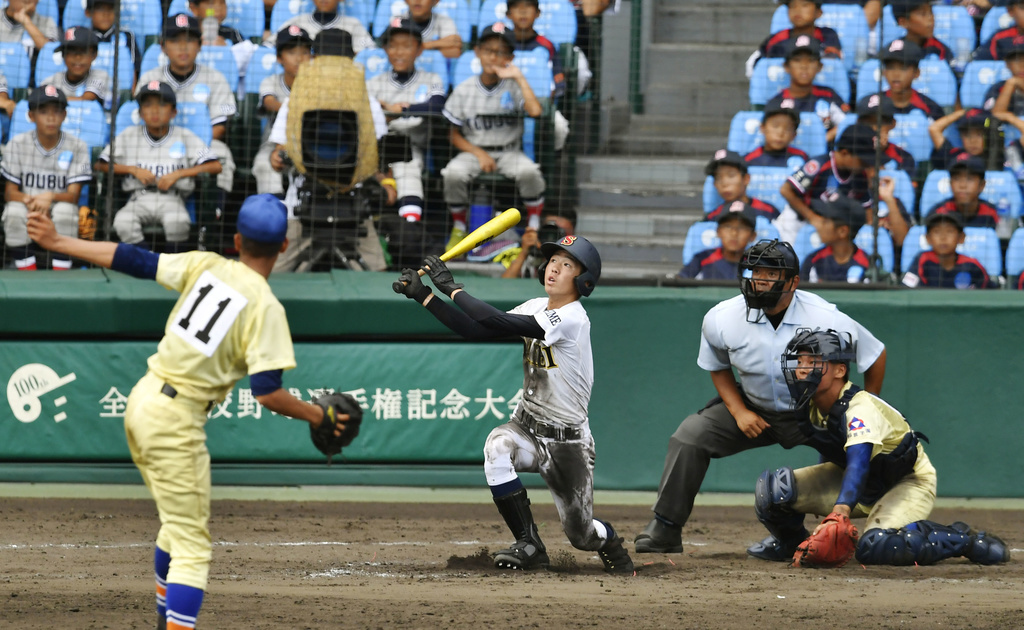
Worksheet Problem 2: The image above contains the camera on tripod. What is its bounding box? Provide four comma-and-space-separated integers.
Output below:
529, 221, 568, 258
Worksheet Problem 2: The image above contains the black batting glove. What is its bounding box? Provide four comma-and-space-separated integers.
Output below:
397, 268, 432, 303
423, 255, 464, 297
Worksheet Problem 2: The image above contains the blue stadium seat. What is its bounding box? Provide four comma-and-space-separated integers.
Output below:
0, 42, 31, 92
476, 0, 577, 45
818, 3, 871, 72
854, 225, 895, 274
355, 48, 451, 92
960, 60, 1011, 109
95, 40, 136, 91
269, 0, 375, 32
880, 4, 974, 67
374, 0, 471, 41
727, 111, 764, 155
245, 46, 282, 95
793, 222, 822, 263
919, 169, 1022, 220
141, 45, 239, 92
512, 47, 554, 97
116, 100, 213, 145
901, 224, 1004, 278
769, 3, 789, 34
795, 112, 827, 157
34, 41, 64, 87
890, 110, 932, 163
62, 0, 89, 29
979, 7, 1011, 48
1005, 227, 1024, 280
10, 99, 108, 150
682, 221, 719, 265
121, 0, 163, 42
855, 58, 957, 109
168, 0, 270, 40
167, 0, 189, 18
704, 167, 791, 216
756, 215, 781, 242
880, 168, 916, 216
749, 57, 850, 107
355, 47, 390, 81
702, 176, 722, 213
918, 170, 949, 216
415, 49, 451, 92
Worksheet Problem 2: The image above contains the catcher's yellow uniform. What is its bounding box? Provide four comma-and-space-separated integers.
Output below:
123, 251, 296, 590
791, 382, 937, 530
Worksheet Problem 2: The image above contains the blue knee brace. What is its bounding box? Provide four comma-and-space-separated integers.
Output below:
754, 467, 808, 545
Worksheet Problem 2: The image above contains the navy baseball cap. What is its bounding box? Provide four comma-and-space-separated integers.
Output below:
164, 13, 201, 39
56, 26, 100, 51
784, 35, 822, 61
705, 149, 748, 176
715, 201, 759, 229
238, 194, 288, 243
136, 80, 177, 106
478, 22, 516, 50
276, 25, 313, 52
925, 210, 964, 232
856, 93, 896, 120
779, 0, 823, 5
85, 0, 115, 8
380, 17, 423, 45
948, 153, 986, 177
763, 95, 801, 126
957, 108, 990, 129
881, 38, 923, 66
1004, 36, 1024, 59
811, 194, 866, 233
888, 0, 929, 19
834, 124, 880, 164
28, 84, 67, 110
313, 28, 355, 58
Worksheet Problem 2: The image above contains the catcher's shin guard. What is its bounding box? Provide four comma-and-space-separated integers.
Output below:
596, 520, 634, 575
856, 521, 1010, 566
492, 488, 549, 570
748, 467, 808, 561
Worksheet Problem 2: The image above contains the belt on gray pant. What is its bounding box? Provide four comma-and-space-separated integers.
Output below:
516, 412, 582, 441
477, 144, 516, 152
161, 383, 214, 412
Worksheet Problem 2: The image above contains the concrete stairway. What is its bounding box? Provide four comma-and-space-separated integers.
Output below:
583, 0, 776, 279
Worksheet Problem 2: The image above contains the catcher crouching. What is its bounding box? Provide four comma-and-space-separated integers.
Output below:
747, 328, 1010, 568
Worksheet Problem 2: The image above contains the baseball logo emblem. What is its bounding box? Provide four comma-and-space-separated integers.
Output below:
65, 27, 75, 40
714, 149, 727, 161
492, 21, 507, 33
868, 94, 879, 108
560, 235, 577, 246
781, 98, 795, 109
288, 25, 302, 36
391, 16, 402, 27
804, 159, 820, 176
148, 80, 161, 90
44, 85, 58, 97
730, 200, 744, 212
176, 14, 190, 27
795, 35, 810, 47
889, 39, 904, 52
57, 150, 73, 171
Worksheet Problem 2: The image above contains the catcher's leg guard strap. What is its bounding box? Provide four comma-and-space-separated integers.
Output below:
754, 467, 808, 545
856, 521, 971, 565
493, 487, 545, 549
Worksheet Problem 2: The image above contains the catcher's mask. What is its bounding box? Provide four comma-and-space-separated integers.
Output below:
538, 235, 602, 297
738, 239, 799, 321
781, 328, 855, 409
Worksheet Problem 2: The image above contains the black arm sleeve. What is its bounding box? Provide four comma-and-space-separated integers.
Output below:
424, 295, 510, 340
453, 291, 546, 338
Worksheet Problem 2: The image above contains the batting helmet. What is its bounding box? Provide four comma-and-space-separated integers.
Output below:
781, 328, 855, 409
738, 239, 799, 314
539, 235, 601, 297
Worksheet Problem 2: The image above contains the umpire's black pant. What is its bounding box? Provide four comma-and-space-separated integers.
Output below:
651, 399, 807, 527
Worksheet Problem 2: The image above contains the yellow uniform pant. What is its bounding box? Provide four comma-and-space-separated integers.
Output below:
124, 371, 213, 591
791, 456, 938, 530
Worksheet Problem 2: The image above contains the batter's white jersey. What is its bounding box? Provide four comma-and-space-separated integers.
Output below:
443, 77, 525, 148
99, 124, 217, 196
509, 297, 593, 428
1, 130, 92, 195
136, 65, 238, 125
365, 69, 444, 146
268, 14, 375, 52
39, 68, 112, 105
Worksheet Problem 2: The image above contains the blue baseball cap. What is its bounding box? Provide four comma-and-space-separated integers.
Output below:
237, 194, 288, 243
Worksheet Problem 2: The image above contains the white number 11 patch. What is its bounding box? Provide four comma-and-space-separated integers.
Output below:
170, 270, 249, 357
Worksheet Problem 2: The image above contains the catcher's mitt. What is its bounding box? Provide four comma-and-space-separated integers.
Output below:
310, 392, 363, 464
792, 512, 859, 568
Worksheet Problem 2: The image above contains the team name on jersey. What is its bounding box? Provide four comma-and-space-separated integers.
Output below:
524, 340, 558, 369
135, 161, 188, 177
22, 173, 67, 190
465, 115, 519, 131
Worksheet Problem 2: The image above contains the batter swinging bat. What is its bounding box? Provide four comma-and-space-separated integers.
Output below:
392, 208, 522, 293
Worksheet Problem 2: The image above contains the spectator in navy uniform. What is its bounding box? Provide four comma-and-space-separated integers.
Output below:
705, 150, 781, 222
769, 36, 849, 143
882, 39, 945, 122
925, 155, 999, 229
508, 0, 566, 99
973, 0, 1024, 61
747, 0, 841, 76
745, 97, 810, 169
929, 108, 993, 171
680, 202, 758, 280
890, 0, 954, 64
800, 194, 872, 283
902, 212, 997, 288
853, 93, 915, 180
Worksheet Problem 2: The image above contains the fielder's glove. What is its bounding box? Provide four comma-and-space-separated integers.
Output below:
792, 512, 859, 568
423, 255, 464, 297
310, 392, 363, 465
394, 268, 432, 303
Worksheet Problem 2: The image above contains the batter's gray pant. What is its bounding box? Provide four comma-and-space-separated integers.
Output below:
3, 201, 78, 246
483, 418, 605, 551
651, 399, 807, 527
114, 192, 191, 244
252, 141, 284, 195
442, 149, 545, 206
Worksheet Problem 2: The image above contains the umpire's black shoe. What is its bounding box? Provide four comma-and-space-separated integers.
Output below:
598, 521, 634, 574
634, 518, 683, 553
746, 534, 801, 562
493, 538, 549, 570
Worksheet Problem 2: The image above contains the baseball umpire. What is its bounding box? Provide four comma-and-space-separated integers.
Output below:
27, 194, 356, 629
753, 328, 1009, 567
634, 239, 887, 555
394, 236, 634, 574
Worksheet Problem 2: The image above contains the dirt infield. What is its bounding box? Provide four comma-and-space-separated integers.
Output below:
1, 497, 1022, 629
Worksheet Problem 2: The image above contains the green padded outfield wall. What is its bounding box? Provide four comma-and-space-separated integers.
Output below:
0, 270, 1020, 497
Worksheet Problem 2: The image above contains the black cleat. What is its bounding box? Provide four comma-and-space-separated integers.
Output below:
598, 530, 634, 574
634, 518, 683, 553
747, 534, 801, 562
493, 538, 550, 570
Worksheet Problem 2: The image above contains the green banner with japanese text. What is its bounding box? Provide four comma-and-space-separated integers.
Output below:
1, 341, 523, 463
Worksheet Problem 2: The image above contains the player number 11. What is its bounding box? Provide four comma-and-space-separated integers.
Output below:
178, 283, 232, 343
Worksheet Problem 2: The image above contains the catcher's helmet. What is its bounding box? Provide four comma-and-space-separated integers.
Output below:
738, 239, 799, 315
781, 328, 855, 409
539, 235, 601, 297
